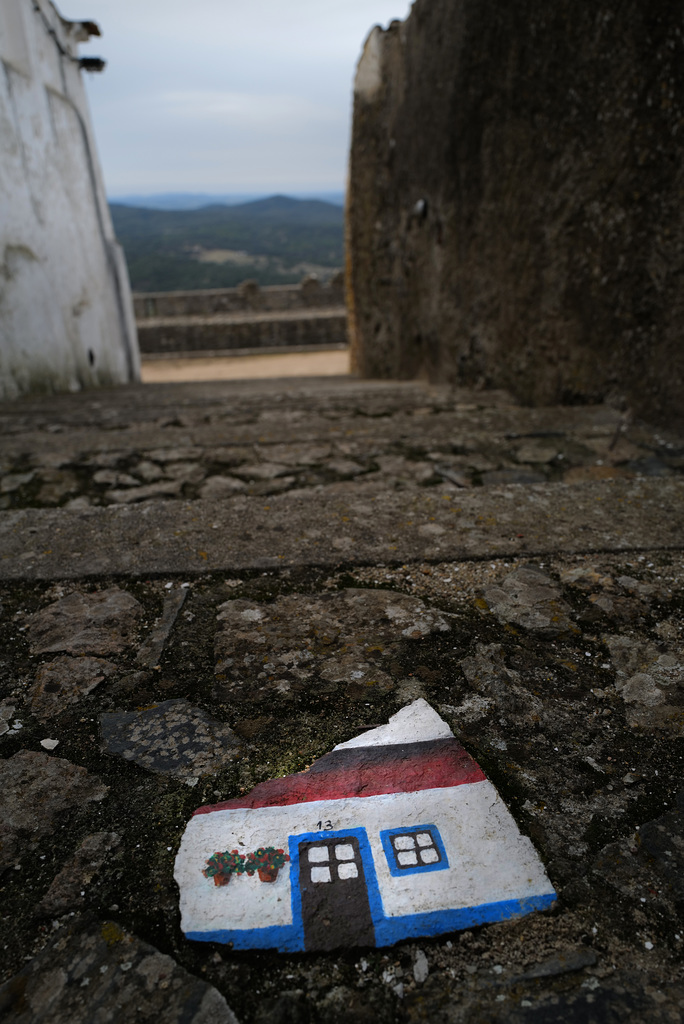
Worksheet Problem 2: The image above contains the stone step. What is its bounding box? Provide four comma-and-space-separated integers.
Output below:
1, 379, 681, 515
2, 477, 683, 580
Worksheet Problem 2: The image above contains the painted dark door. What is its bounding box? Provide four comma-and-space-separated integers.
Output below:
298, 834, 375, 951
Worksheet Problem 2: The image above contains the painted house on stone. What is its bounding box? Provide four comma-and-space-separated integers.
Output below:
175, 701, 556, 952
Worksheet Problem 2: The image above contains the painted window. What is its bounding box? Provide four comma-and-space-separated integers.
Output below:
379, 824, 449, 877
305, 840, 361, 883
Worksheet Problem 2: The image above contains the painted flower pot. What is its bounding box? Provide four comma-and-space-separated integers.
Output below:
258, 866, 279, 883
204, 849, 245, 885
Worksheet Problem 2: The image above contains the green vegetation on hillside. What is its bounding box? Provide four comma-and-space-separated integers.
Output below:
110, 195, 345, 293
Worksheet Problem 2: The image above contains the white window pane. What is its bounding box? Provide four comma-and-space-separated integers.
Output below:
308, 847, 329, 863
335, 844, 355, 861
397, 850, 418, 866
394, 835, 416, 850
338, 862, 359, 880
311, 866, 332, 883
416, 833, 433, 847
420, 848, 439, 864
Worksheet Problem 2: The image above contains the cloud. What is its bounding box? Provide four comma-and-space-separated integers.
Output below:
156, 90, 334, 131
75, 0, 412, 192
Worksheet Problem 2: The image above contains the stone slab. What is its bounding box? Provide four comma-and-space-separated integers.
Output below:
100, 699, 241, 779
35, 832, 121, 916
26, 587, 141, 654
482, 565, 575, 637
136, 587, 187, 668
0, 751, 108, 871
593, 789, 684, 902
0, 916, 239, 1023
214, 588, 449, 702
0, 477, 682, 579
175, 700, 555, 952
30, 656, 118, 721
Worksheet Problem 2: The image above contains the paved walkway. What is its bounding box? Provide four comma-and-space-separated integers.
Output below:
1, 376, 683, 1023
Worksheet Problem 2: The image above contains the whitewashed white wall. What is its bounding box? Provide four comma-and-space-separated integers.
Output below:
0, 0, 139, 400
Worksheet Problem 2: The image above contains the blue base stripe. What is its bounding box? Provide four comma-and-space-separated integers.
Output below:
186, 924, 304, 951
373, 892, 557, 946
185, 892, 556, 951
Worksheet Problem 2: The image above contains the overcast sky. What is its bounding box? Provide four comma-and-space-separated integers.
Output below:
61, 1, 411, 197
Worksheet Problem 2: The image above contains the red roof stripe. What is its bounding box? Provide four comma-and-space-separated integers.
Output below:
194, 739, 485, 815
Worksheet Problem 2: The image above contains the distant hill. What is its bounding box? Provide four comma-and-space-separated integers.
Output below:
111, 191, 345, 211
110, 195, 345, 293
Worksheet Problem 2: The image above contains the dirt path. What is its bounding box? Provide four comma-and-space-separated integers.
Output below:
140, 347, 350, 383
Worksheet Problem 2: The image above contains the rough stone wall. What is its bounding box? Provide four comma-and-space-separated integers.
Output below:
347, 1, 684, 427
0, 0, 139, 400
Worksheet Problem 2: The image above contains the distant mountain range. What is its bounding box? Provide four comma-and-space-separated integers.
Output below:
110, 190, 345, 211
110, 194, 345, 293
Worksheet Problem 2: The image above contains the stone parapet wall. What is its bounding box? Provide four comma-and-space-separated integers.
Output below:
134, 274, 345, 320
134, 275, 348, 356
347, 1, 684, 429
136, 308, 348, 356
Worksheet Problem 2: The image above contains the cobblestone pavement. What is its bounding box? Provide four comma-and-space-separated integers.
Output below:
1, 378, 682, 511
0, 378, 683, 1023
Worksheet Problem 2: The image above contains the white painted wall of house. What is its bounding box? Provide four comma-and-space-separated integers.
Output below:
176, 783, 554, 937
0, 0, 139, 400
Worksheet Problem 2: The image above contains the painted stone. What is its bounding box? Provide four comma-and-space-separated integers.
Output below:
175, 700, 556, 952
